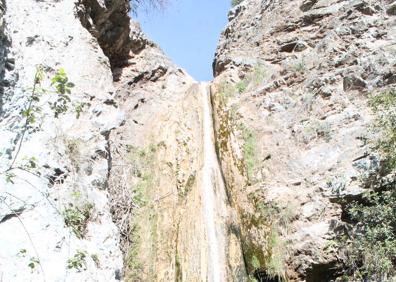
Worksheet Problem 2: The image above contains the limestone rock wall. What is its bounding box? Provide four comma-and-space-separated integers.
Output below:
1, 0, 395, 281
0, 0, 125, 281
107, 21, 207, 280
211, 0, 396, 280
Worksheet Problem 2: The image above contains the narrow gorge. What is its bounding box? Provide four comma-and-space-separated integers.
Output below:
0, 0, 396, 281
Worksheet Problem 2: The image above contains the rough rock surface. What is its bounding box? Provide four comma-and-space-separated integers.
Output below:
212, 0, 396, 280
108, 23, 246, 280
0, 0, 124, 281
1, 0, 395, 281
108, 22, 202, 280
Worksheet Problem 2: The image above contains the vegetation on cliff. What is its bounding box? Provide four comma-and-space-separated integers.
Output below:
231, 0, 244, 7
340, 89, 396, 281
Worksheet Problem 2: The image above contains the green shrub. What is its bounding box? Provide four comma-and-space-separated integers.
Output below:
28, 257, 40, 271
1, 66, 84, 184
125, 144, 162, 280
256, 202, 291, 281
236, 80, 248, 94
338, 88, 396, 280
369, 89, 396, 170
49, 68, 75, 118
217, 65, 266, 106
126, 222, 144, 280
265, 229, 287, 280
67, 250, 87, 271
63, 203, 93, 238
127, 144, 160, 206
5, 172, 16, 184
239, 124, 257, 182
231, 0, 244, 7
341, 190, 396, 280
243, 198, 292, 281
218, 82, 236, 104
236, 65, 267, 94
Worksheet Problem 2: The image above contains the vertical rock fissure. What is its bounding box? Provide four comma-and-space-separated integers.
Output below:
0, 0, 12, 118
201, 82, 228, 281
75, 0, 131, 69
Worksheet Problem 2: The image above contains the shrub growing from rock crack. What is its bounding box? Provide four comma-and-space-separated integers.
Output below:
63, 203, 94, 239
369, 89, 396, 171
1, 66, 83, 183
239, 123, 257, 182
338, 88, 396, 280
67, 250, 87, 271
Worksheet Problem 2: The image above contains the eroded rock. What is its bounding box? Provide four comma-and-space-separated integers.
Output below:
212, 0, 396, 280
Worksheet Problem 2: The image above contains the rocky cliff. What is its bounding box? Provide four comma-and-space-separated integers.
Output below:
0, 0, 395, 281
212, 0, 396, 280
0, 0, 134, 281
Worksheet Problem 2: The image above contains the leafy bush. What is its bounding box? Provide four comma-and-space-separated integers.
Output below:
339, 89, 396, 280
217, 65, 266, 106
341, 190, 396, 281
1, 66, 83, 183
236, 65, 267, 94
67, 250, 87, 271
256, 202, 291, 281
126, 222, 143, 280
244, 197, 292, 281
369, 89, 396, 170
63, 203, 93, 238
49, 68, 75, 118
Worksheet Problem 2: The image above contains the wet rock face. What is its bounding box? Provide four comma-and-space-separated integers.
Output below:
1, 0, 395, 280
0, 0, 245, 280
212, 0, 396, 280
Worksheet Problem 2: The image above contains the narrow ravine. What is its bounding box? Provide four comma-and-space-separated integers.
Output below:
201, 82, 229, 281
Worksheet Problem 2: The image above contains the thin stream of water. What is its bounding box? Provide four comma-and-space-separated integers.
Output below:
201, 82, 227, 282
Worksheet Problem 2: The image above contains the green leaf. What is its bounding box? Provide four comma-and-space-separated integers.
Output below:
5, 172, 16, 184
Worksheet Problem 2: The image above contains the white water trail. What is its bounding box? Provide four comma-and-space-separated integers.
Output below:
201, 82, 227, 282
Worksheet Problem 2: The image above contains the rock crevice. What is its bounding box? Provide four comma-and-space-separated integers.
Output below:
76, 0, 131, 68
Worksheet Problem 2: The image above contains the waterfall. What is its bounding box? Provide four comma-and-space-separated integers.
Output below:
201, 82, 228, 282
